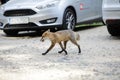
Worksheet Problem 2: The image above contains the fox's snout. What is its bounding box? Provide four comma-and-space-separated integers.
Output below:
40, 37, 44, 42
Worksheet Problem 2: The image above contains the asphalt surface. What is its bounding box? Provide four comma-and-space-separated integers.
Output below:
0, 26, 120, 80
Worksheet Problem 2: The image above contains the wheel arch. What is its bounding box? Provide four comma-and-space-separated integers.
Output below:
63, 6, 77, 24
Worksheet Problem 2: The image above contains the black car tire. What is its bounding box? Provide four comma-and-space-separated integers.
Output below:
107, 24, 120, 36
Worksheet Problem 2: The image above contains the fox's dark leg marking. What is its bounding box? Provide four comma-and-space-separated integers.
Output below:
58, 42, 67, 55
58, 42, 64, 53
64, 41, 68, 49
42, 42, 55, 55
77, 45, 81, 54
58, 50, 63, 53
58, 41, 68, 53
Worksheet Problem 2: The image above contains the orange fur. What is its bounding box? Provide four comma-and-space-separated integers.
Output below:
40, 29, 81, 55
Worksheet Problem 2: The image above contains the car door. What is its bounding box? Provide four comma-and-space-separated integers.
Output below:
91, 0, 102, 19
75, 0, 93, 23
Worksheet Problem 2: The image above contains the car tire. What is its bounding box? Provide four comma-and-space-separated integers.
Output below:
107, 24, 120, 36
62, 8, 76, 30
3, 30, 18, 36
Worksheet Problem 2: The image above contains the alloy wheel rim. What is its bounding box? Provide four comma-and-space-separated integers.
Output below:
65, 11, 75, 30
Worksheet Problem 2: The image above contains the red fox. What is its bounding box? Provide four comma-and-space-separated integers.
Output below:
40, 29, 81, 55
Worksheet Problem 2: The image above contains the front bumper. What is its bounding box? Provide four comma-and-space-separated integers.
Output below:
3, 23, 62, 31
0, 7, 63, 30
103, 7, 120, 23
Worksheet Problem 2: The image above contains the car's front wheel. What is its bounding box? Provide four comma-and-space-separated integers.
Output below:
107, 24, 120, 36
3, 30, 18, 36
62, 8, 76, 30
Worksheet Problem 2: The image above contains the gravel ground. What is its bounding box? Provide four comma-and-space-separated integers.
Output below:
0, 26, 120, 80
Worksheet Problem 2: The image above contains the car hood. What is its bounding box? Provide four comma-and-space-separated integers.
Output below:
3, 0, 60, 10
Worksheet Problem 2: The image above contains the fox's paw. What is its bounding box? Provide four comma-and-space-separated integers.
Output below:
78, 51, 81, 55
58, 50, 63, 53
42, 53, 47, 55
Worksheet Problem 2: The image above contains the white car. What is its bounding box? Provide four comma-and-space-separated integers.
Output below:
0, 0, 103, 36
102, 0, 120, 36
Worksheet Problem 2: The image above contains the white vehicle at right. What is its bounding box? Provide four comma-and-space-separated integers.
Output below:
102, 0, 120, 36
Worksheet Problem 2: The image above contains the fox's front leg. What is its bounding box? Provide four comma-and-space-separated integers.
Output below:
58, 41, 68, 53
58, 42, 68, 55
42, 42, 55, 55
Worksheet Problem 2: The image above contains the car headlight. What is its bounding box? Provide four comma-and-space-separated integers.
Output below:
36, 1, 60, 10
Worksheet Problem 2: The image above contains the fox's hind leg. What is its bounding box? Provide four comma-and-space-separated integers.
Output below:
42, 42, 55, 55
70, 39, 81, 54
58, 42, 68, 55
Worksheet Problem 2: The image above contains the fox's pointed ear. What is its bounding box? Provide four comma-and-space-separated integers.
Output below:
47, 29, 50, 32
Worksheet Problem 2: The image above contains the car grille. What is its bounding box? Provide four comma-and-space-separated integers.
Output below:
4, 9, 36, 17
4, 23, 38, 30
5, 23, 37, 27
